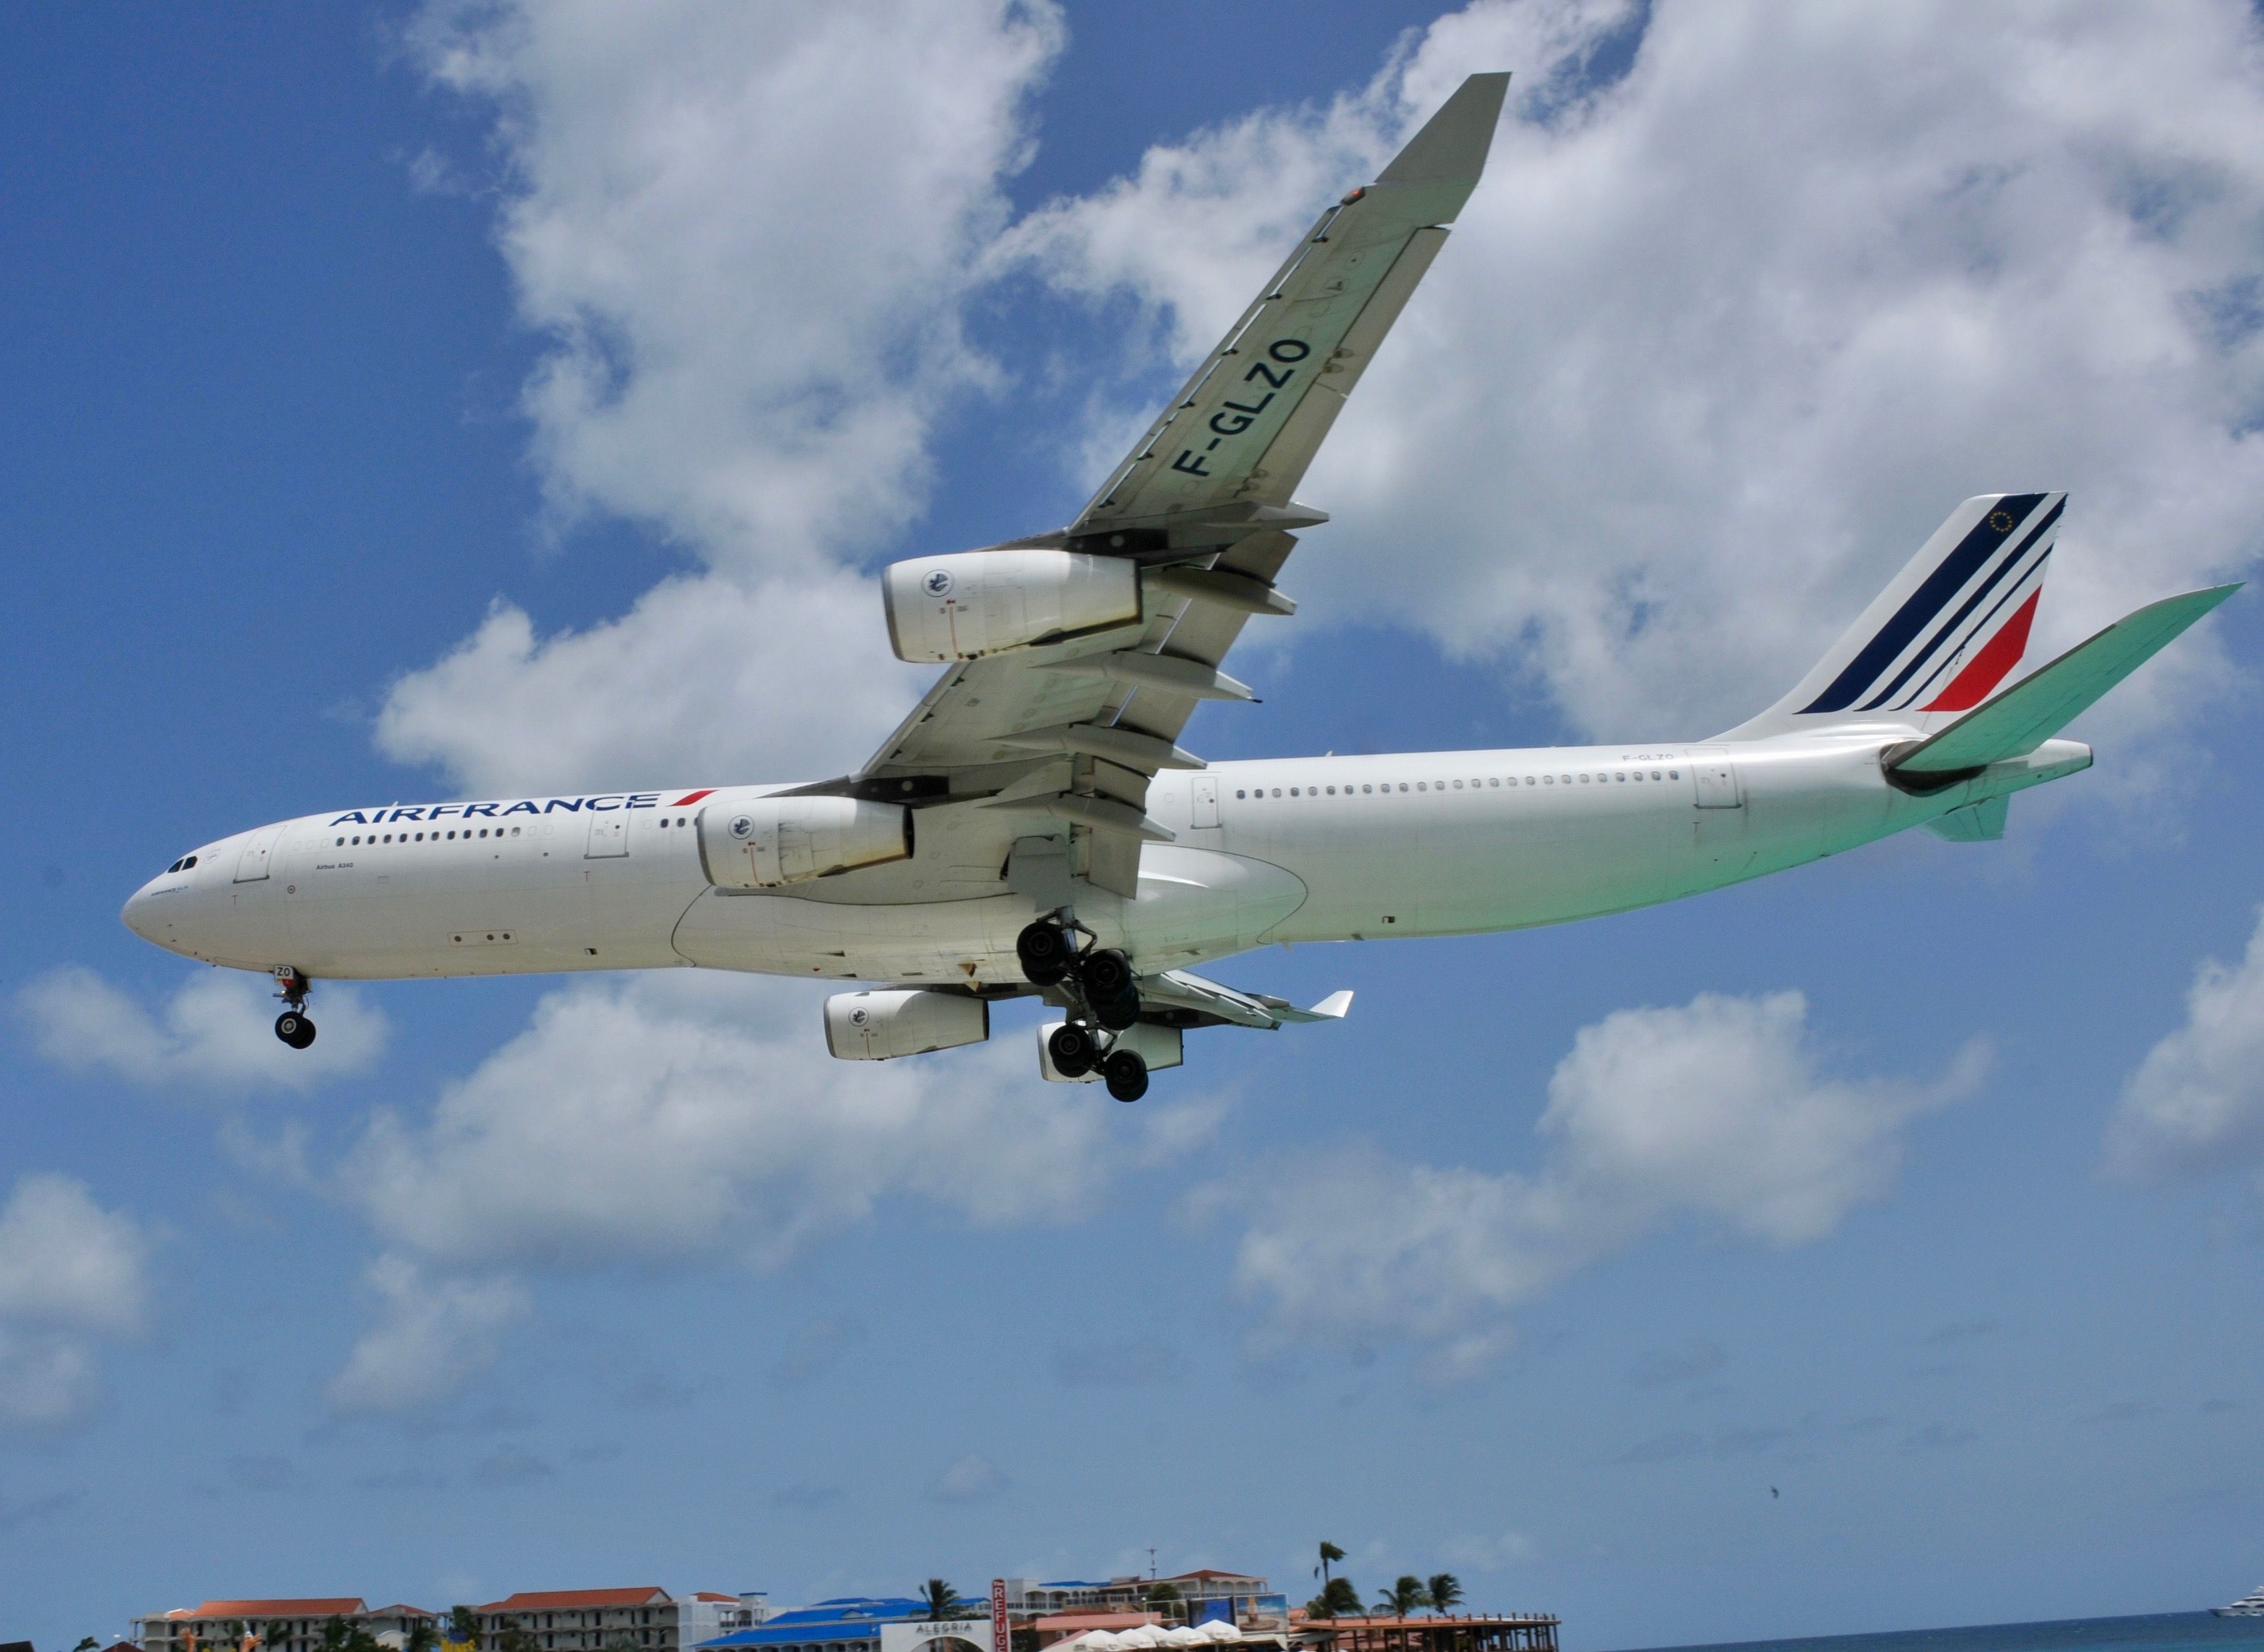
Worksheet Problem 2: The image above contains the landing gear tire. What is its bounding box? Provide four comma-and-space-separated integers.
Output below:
1102, 1049, 1148, 1102
1092, 990, 1141, 1032
1016, 921, 1072, 986
275, 1011, 316, 1050
1080, 947, 1134, 1000
1047, 1022, 1098, 1079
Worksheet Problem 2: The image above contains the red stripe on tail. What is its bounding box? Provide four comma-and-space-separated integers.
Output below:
1923, 589, 2041, 712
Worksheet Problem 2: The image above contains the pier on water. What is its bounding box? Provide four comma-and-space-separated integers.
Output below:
1297, 1615, 1560, 1652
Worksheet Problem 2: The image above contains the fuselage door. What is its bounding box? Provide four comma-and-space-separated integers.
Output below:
1691, 751, 1743, 809
1191, 774, 1221, 829
233, 823, 284, 883
586, 814, 629, 858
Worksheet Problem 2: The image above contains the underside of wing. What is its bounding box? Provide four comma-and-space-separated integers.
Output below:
831, 74, 1510, 897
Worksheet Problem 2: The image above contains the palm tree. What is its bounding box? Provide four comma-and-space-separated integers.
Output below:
923, 1580, 964, 1622
1426, 1577, 1462, 1616
447, 1608, 480, 1652
1373, 1578, 1430, 1618
1317, 1542, 1345, 1587
407, 1621, 440, 1652
1305, 1579, 1363, 1620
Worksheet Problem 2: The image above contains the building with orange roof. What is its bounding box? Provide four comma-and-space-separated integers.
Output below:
132, 1601, 436, 1652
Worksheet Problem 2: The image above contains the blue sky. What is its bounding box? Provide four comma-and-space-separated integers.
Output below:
5, 3, 2264, 1649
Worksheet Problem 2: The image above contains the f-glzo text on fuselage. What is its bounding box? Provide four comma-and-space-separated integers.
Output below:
118, 72, 2239, 1099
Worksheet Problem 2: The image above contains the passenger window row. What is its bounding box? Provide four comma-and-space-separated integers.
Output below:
1234, 768, 1680, 800
334, 827, 524, 847
331, 814, 690, 849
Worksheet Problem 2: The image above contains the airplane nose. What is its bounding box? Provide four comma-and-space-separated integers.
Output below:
121, 885, 157, 941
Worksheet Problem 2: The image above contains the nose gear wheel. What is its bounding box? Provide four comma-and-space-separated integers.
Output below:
271, 967, 316, 1048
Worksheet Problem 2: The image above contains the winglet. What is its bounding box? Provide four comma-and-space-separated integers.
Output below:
1377, 73, 1511, 187
1274, 990, 1353, 1025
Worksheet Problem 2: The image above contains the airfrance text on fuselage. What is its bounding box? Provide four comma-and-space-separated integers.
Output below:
328, 790, 714, 827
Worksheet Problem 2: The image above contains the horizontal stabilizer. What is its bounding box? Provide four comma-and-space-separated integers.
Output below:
1891, 584, 2240, 776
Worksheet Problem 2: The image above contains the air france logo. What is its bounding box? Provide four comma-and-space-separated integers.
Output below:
923, 567, 955, 598
849, 1007, 869, 1027
326, 789, 712, 828
729, 814, 756, 840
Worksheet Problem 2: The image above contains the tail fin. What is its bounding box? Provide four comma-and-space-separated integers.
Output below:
1888, 583, 2240, 780
1721, 492, 2066, 739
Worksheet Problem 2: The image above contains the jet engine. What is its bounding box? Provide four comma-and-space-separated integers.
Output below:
825, 989, 990, 1060
697, 795, 910, 889
882, 549, 1141, 662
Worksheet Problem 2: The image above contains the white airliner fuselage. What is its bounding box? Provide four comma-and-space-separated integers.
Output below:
123, 731, 2090, 989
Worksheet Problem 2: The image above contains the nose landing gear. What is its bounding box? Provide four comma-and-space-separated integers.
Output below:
271, 967, 317, 1050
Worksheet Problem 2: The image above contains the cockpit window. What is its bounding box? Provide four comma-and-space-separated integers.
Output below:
165, 854, 199, 874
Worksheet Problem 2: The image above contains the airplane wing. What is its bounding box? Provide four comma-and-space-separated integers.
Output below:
1137, 969, 1354, 1031
847, 72, 1510, 896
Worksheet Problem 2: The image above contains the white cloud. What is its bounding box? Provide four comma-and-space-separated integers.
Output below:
1221, 991, 1984, 1376
1446, 1531, 1537, 1572
1012, 0, 2264, 746
18, 966, 388, 1094
408, 0, 1059, 565
930, 1451, 1009, 1504
327, 1255, 532, 1415
0, 1175, 152, 1428
345, 971, 1204, 1272
381, 0, 1061, 796
375, 575, 927, 796
2106, 907, 2264, 1183
327, 970, 1213, 1405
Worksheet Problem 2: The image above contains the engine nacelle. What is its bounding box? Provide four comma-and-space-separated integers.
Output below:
698, 794, 911, 889
882, 549, 1142, 662
825, 990, 990, 1060
1036, 1020, 1184, 1083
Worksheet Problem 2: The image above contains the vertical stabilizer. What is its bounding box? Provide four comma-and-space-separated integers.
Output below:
1720, 493, 2066, 739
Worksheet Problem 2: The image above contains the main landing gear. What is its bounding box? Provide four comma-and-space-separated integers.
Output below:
271, 967, 317, 1050
1020, 917, 1149, 1102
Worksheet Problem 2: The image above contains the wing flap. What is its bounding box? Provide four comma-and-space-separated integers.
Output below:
1890, 584, 2239, 775
1139, 969, 1355, 1030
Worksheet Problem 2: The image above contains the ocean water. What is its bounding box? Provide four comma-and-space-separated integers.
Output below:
1617, 1615, 2264, 1652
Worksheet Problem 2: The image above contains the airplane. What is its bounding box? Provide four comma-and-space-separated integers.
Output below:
121, 73, 2239, 1102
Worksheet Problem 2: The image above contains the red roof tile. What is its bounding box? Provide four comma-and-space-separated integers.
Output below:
188, 1604, 368, 1621
480, 1591, 671, 1613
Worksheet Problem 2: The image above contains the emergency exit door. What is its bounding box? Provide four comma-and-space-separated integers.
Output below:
586, 814, 628, 857
1191, 774, 1221, 828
